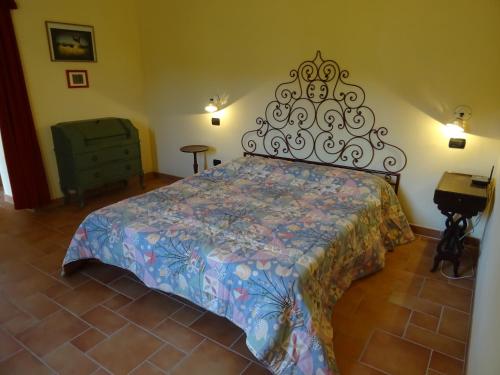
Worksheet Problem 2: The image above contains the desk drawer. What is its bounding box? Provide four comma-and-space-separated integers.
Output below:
75, 144, 140, 170
101, 159, 142, 180
434, 191, 487, 214
78, 159, 142, 188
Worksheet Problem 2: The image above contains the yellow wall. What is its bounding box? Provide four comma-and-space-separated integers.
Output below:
136, 0, 500, 235
9, 0, 500, 234
11, 0, 154, 199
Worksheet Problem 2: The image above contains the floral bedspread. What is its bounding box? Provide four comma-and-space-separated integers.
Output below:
63, 156, 414, 374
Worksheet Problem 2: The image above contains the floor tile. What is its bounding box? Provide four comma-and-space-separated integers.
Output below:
53, 271, 90, 288
171, 339, 249, 375
18, 292, 60, 320
42, 282, 72, 299
448, 277, 474, 290
55, 280, 116, 315
120, 291, 182, 329
405, 324, 466, 359
332, 310, 375, 341
333, 331, 367, 363
29, 251, 65, 274
16, 309, 88, 356
89, 324, 162, 375
332, 286, 365, 317
0, 178, 479, 375
429, 351, 464, 375
170, 305, 204, 326
2, 271, 59, 300
130, 361, 165, 375
420, 279, 472, 313
439, 307, 469, 342
190, 312, 243, 346
44, 343, 97, 375
0, 297, 22, 323
361, 330, 430, 375
81, 305, 127, 335
410, 310, 439, 332
154, 318, 204, 352
337, 361, 386, 375
0, 329, 21, 361
241, 363, 273, 375
389, 291, 442, 317
71, 328, 106, 352
149, 343, 185, 371
108, 277, 150, 299
2, 309, 36, 335
103, 293, 132, 311
353, 295, 411, 336
231, 334, 257, 361
0, 350, 52, 375
83, 262, 126, 284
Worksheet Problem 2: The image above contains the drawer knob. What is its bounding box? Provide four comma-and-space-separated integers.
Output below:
458, 198, 463, 203
124, 149, 130, 155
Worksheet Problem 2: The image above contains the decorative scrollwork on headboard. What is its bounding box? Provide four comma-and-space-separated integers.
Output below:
241, 51, 407, 173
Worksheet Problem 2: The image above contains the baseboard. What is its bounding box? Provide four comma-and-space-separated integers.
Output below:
410, 224, 480, 249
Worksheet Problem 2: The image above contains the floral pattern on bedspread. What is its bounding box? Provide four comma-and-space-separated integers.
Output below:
63, 156, 414, 375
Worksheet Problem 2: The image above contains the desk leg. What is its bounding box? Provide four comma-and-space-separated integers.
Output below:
192, 152, 199, 174
431, 212, 468, 277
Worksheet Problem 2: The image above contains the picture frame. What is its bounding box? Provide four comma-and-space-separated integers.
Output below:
66, 70, 89, 88
46, 21, 96, 62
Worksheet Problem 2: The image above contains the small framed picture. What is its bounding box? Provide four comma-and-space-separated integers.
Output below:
46, 21, 96, 62
66, 70, 89, 88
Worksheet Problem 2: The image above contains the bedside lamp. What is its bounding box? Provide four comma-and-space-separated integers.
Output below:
446, 105, 471, 149
205, 98, 220, 125
204, 95, 228, 126
204, 99, 218, 113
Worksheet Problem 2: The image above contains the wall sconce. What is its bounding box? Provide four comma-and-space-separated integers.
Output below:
445, 105, 471, 149
204, 95, 227, 126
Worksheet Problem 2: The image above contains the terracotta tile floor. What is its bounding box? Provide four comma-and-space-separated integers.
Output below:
0, 177, 476, 374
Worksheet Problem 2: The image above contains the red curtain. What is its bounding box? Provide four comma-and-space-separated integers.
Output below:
0, 0, 51, 209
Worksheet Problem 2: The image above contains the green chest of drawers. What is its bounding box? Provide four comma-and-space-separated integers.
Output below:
51, 117, 144, 206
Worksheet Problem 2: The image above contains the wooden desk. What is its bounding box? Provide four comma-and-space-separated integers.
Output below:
431, 172, 488, 276
180, 145, 209, 174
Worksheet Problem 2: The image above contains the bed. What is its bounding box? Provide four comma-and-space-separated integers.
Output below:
62, 51, 414, 374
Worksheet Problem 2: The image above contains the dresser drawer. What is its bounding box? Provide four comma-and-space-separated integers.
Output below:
101, 159, 142, 181
75, 144, 140, 170
77, 159, 142, 188
78, 168, 104, 189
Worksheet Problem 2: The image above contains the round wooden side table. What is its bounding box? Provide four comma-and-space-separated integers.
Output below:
180, 145, 209, 174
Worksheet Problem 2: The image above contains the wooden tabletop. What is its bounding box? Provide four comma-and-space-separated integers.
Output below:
437, 172, 488, 198
180, 145, 209, 153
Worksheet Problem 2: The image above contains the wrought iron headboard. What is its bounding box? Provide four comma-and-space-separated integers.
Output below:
241, 51, 407, 193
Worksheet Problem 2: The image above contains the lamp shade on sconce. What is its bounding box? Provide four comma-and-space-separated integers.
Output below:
204, 99, 218, 113
445, 105, 471, 134
445, 120, 465, 133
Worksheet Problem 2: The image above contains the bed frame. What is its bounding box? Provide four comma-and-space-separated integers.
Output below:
241, 51, 407, 193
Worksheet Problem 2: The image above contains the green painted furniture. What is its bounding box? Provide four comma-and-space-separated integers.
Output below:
51, 117, 144, 206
